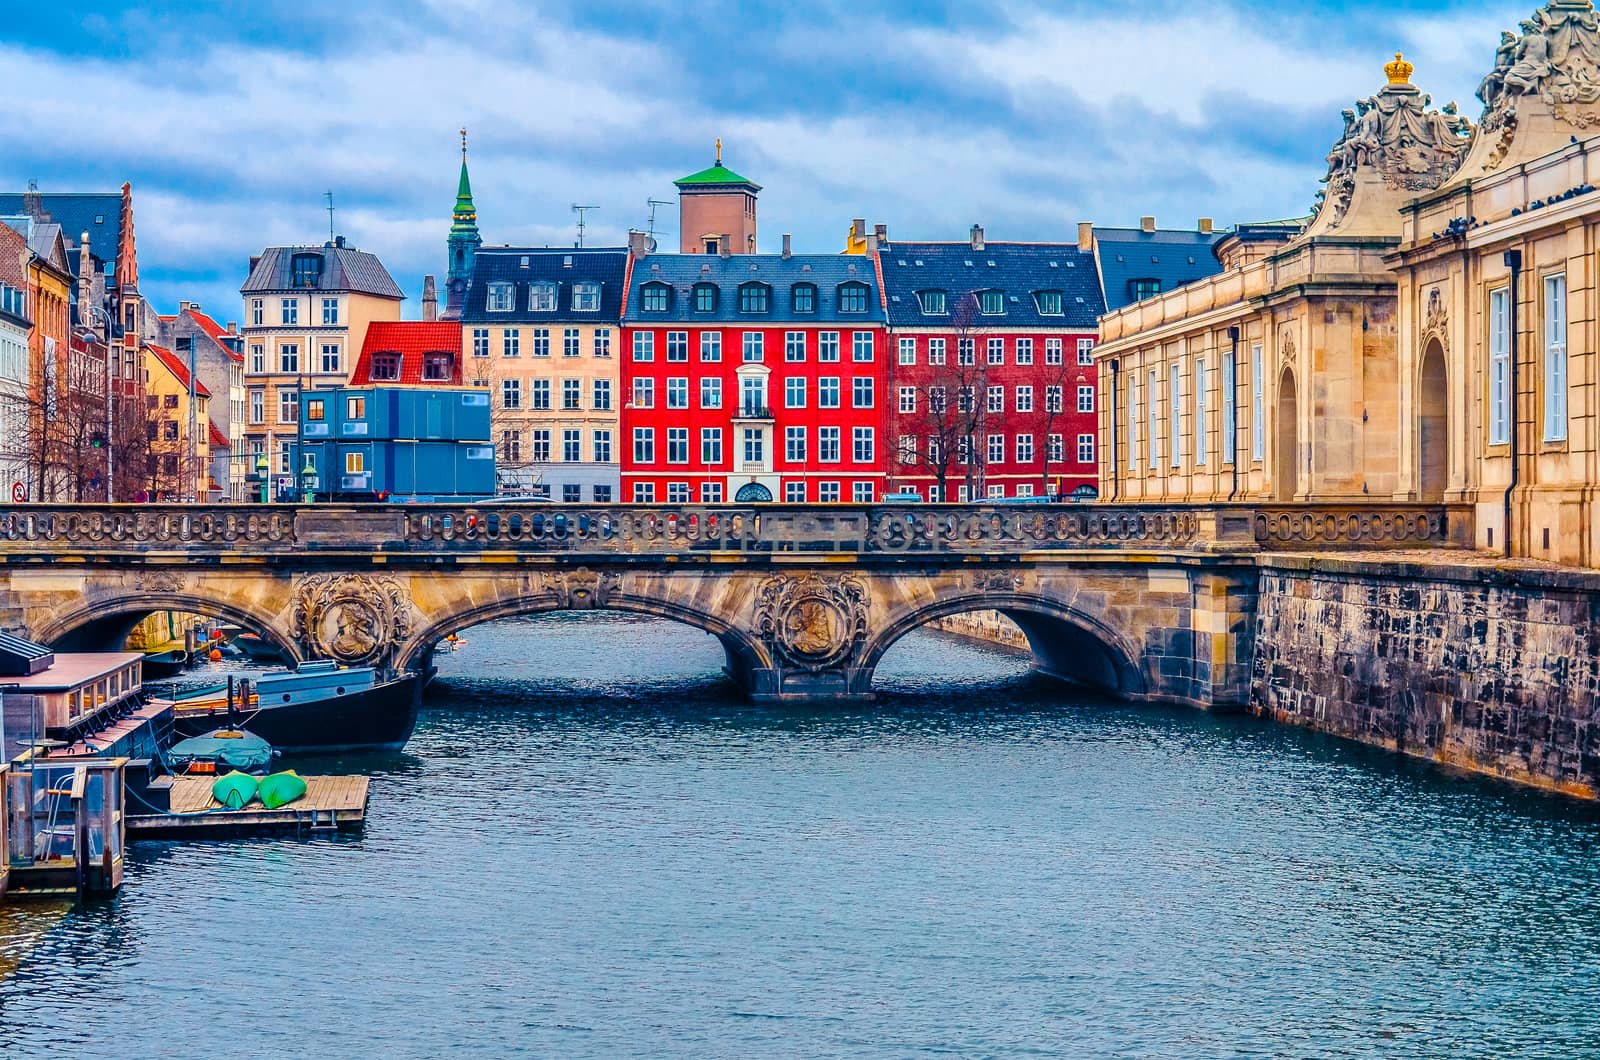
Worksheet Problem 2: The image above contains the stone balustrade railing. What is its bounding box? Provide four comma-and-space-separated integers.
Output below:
0, 502, 1471, 558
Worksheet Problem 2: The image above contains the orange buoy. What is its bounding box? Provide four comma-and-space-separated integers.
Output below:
208, 648, 223, 662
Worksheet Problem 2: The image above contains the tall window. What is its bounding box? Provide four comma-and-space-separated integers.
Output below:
743, 332, 764, 362
929, 338, 947, 365
819, 377, 840, 409
898, 338, 916, 365
249, 344, 265, 373
531, 430, 551, 461
532, 380, 550, 410
1127, 375, 1138, 470
666, 331, 688, 362
1169, 363, 1182, 467
279, 389, 298, 424
529, 282, 557, 312
667, 377, 688, 409
852, 331, 873, 362
1077, 339, 1096, 365
701, 377, 723, 409
532, 328, 550, 358
701, 428, 723, 465
279, 343, 299, 373
1078, 434, 1095, 463
502, 379, 521, 409
1250, 344, 1265, 462
667, 427, 689, 464
1147, 369, 1159, 470
1016, 386, 1033, 413
1016, 338, 1033, 365
1076, 386, 1094, 413
320, 343, 340, 374
631, 378, 654, 409
249, 389, 264, 425
819, 426, 841, 462
594, 329, 612, 357
742, 428, 764, 464
251, 299, 264, 326
503, 329, 520, 358
852, 377, 874, 408
740, 377, 766, 416
987, 337, 1005, 365
563, 429, 582, 462
1194, 358, 1207, 466
633, 427, 654, 464
592, 430, 612, 463
321, 297, 339, 325
785, 426, 807, 462
632, 331, 654, 362
785, 377, 806, 408
852, 428, 874, 463
1016, 434, 1035, 462
472, 329, 489, 358
958, 338, 975, 366
1489, 287, 1510, 445
987, 434, 1004, 464
979, 290, 1004, 315
486, 283, 514, 312
792, 284, 816, 314
564, 379, 583, 410
593, 379, 612, 411
701, 331, 722, 362
280, 298, 298, 325
1221, 347, 1236, 466
291, 253, 324, 287
899, 386, 916, 413
564, 329, 581, 357
987, 386, 1004, 414
1545, 273, 1568, 442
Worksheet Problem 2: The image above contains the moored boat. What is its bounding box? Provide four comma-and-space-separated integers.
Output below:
231, 633, 289, 665
168, 662, 422, 754
167, 729, 274, 774
141, 648, 190, 679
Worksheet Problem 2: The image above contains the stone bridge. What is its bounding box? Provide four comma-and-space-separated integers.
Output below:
0, 503, 1467, 705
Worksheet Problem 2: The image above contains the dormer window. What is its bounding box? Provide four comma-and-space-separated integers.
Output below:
837, 281, 869, 313
486, 282, 515, 312
694, 283, 719, 313
529, 281, 558, 312
739, 282, 770, 313
422, 352, 453, 381
917, 289, 947, 315
569, 281, 600, 312
978, 290, 1005, 315
290, 253, 324, 288
371, 353, 401, 380
1034, 290, 1064, 315
1130, 278, 1162, 301
640, 281, 671, 312
792, 283, 817, 314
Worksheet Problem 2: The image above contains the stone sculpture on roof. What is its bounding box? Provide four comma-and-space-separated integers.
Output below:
1478, 1, 1600, 144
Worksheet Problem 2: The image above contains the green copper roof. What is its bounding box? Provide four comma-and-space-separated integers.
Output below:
451, 157, 479, 236
674, 163, 760, 189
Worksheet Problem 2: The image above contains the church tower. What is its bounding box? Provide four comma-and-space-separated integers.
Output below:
675, 140, 760, 254
443, 129, 482, 321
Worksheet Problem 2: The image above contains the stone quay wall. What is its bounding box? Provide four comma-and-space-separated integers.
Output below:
1251, 555, 1600, 798
926, 611, 1030, 652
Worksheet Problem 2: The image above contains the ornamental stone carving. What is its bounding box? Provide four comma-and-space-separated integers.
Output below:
134, 570, 184, 595
1477, 1, 1600, 170
1422, 287, 1450, 353
290, 573, 413, 666
753, 573, 869, 671
974, 570, 1023, 595
543, 568, 620, 609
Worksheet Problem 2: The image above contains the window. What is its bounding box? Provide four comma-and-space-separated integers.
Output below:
929, 386, 947, 413
633, 427, 655, 464
320, 343, 340, 374
572, 281, 601, 312
633, 331, 654, 361
1078, 434, 1095, 463
594, 484, 613, 502
563, 429, 582, 462
502, 430, 521, 462
278, 298, 298, 327
1221, 348, 1236, 466
1545, 274, 1568, 442
1016, 386, 1034, 413
819, 377, 840, 408
701, 428, 723, 465
985, 434, 1003, 464
700, 331, 722, 362
532, 380, 551, 410
819, 481, 841, 502
1194, 358, 1208, 465
1131, 279, 1162, 302
248, 389, 264, 425
593, 430, 612, 462
987, 337, 1005, 365
1077, 339, 1096, 365
785, 482, 806, 502
958, 338, 975, 365
979, 290, 1004, 315
472, 329, 489, 358
165, 393, 179, 410
640, 282, 670, 312
291, 253, 323, 287
1045, 338, 1063, 366
1169, 363, 1182, 467
532, 328, 551, 358
631, 378, 654, 409
532, 429, 554, 462
929, 436, 944, 464
785, 377, 806, 408
693, 283, 718, 313
743, 331, 764, 362
278, 343, 299, 373
502, 379, 522, 409
898, 338, 917, 365
163, 419, 179, 441
701, 482, 723, 503
852, 331, 873, 362
742, 428, 764, 464
564, 329, 581, 357
503, 329, 520, 358
1076, 385, 1094, 414
1035, 290, 1063, 315
785, 331, 806, 362
1489, 286, 1511, 444
345, 451, 365, 475
595, 328, 612, 357
277, 440, 293, 475
739, 377, 767, 416
838, 282, 869, 313
785, 426, 807, 462
667, 482, 690, 503
667, 427, 689, 464
279, 389, 298, 424
1049, 433, 1065, 464
371, 353, 400, 380
958, 386, 974, 413
347, 396, 366, 420
739, 283, 770, 313
899, 386, 916, 413
1251, 343, 1265, 462
987, 386, 1004, 414
987, 484, 1005, 499
853, 377, 875, 409
564, 484, 582, 502
918, 289, 947, 315
523, 282, 555, 312
818, 332, 840, 362
898, 435, 918, 465
486, 283, 514, 312
1016, 338, 1034, 365
632, 482, 655, 502
1017, 434, 1035, 462
249, 344, 265, 373
792, 283, 816, 314
701, 377, 723, 409
564, 379, 583, 410
819, 426, 841, 462
929, 337, 947, 365
667, 377, 688, 409
1148, 369, 1160, 470
667, 331, 688, 362
593, 379, 612, 411
250, 299, 264, 326
853, 482, 874, 502
851, 428, 875, 464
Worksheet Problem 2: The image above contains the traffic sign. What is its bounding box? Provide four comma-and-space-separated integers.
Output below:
10, 482, 25, 503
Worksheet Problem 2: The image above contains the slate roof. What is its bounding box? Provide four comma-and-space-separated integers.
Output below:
1093, 226, 1225, 313
148, 344, 212, 398
0, 193, 121, 273
350, 321, 464, 386
240, 243, 405, 299
460, 247, 628, 324
876, 241, 1105, 329
623, 254, 884, 324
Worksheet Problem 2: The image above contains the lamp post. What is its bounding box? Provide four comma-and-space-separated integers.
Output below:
255, 452, 269, 505
300, 453, 316, 505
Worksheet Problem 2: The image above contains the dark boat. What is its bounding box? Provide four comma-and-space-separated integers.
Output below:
231, 633, 289, 664
168, 662, 422, 754
141, 648, 190, 679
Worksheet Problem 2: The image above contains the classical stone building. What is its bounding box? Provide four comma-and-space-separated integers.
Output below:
1094, 55, 1473, 504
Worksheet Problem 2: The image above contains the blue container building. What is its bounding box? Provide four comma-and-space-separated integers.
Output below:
293, 387, 496, 502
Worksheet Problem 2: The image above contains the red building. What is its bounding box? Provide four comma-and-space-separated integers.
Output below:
621, 251, 888, 503
349, 321, 464, 387
876, 230, 1106, 501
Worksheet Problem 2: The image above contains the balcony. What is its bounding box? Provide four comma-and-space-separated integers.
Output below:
732, 404, 774, 421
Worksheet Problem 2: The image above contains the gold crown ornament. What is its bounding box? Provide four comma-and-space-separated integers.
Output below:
1385, 52, 1414, 85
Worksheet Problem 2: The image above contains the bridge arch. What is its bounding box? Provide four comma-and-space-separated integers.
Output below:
37, 592, 300, 662
860, 592, 1148, 698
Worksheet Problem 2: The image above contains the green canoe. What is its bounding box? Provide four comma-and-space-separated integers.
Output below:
258, 770, 308, 810
212, 771, 259, 809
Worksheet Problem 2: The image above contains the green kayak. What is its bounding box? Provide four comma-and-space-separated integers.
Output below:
211, 771, 259, 809
258, 770, 308, 810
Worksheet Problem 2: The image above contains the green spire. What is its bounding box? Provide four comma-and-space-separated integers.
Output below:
451, 127, 478, 236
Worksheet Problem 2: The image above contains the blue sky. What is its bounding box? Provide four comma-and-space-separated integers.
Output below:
1, 0, 1532, 319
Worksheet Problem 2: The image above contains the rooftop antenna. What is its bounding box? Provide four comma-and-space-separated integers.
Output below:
646, 198, 671, 240
572, 204, 597, 248
325, 191, 336, 242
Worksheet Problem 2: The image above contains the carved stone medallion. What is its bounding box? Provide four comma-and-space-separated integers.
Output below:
543, 568, 620, 609
753, 573, 869, 671
289, 573, 412, 665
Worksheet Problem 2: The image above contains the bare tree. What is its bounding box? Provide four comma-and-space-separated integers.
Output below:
1034, 343, 1081, 498
898, 293, 992, 501
465, 355, 528, 493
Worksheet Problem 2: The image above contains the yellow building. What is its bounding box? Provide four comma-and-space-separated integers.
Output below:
142, 344, 211, 500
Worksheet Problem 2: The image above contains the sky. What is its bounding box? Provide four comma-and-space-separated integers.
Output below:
0, 0, 1535, 320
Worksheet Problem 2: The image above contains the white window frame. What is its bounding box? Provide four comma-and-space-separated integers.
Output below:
1489, 287, 1510, 445
1194, 357, 1207, 466
1250, 343, 1265, 463
1169, 362, 1182, 468
1545, 273, 1568, 443
1221, 345, 1236, 466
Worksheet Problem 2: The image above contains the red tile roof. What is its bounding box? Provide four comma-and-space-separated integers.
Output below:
350, 321, 463, 386
148, 343, 211, 398
208, 419, 230, 449
183, 308, 244, 363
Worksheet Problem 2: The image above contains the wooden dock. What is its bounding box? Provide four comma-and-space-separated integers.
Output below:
127, 774, 370, 838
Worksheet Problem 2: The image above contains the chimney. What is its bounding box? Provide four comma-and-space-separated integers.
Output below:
421, 275, 438, 322
873, 223, 888, 245
249, 255, 261, 275
179, 300, 196, 313
77, 232, 92, 322
1077, 221, 1094, 253
850, 218, 866, 243
1198, 218, 1214, 235
628, 229, 655, 257
865, 233, 879, 254
781, 233, 792, 259
969, 224, 985, 251
226, 322, 238, 335
1140, 216, 1157, 233
719, 234, 731, 259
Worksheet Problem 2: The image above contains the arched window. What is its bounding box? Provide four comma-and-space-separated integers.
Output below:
693, 283, 719, 313
837, 281, 870, 313
739, 282, 770, 313
529, 282, 558, 312
639, 282, 672, 312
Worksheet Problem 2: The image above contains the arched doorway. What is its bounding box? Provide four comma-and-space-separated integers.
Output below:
1418, 340, 1448, 502
734, 482, 773, 503
1274, 367, 1299, 500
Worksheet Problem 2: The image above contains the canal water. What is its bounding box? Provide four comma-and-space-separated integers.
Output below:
3, 613, 1600, 1056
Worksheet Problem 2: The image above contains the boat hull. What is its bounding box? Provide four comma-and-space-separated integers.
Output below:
142, 650, 190, 680
232, 634, 289, 664
172, 674, 422, 754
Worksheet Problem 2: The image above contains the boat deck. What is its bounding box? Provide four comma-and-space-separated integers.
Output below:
41, 700, 172, 760
127, 774, 370, 838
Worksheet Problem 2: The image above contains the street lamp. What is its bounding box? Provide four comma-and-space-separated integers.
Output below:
255, 452, 269, 505
300, 454, 316, 505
